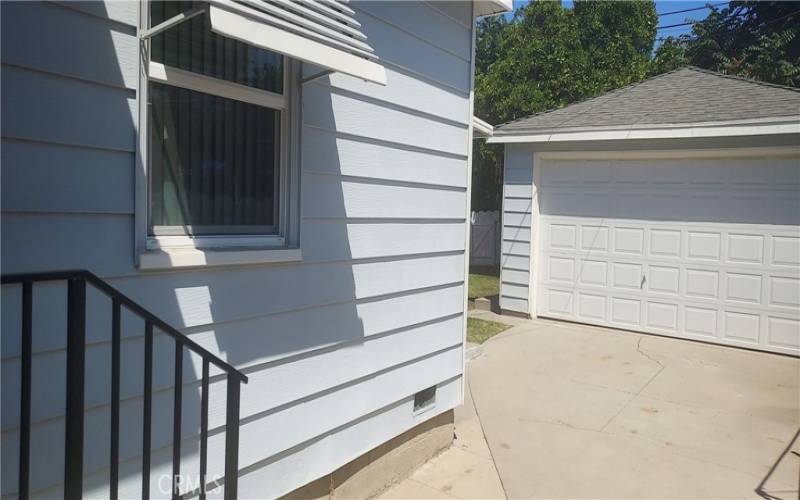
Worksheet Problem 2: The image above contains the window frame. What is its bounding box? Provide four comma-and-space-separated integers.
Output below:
136, 2, 299, 258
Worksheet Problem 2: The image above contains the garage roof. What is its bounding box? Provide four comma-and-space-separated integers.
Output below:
490, 66, 800, 143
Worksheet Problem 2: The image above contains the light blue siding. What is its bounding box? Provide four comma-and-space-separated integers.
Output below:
500, 145, 534, 315
1, 1, 473, 498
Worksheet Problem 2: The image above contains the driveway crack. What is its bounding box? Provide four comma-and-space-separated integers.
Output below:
637, 337, 665, 369
599, 338, 667, 432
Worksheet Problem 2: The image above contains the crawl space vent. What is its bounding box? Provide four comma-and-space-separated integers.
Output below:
413, 386, 436, 412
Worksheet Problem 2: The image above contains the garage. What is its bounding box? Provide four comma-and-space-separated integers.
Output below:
490, 67, 800, 355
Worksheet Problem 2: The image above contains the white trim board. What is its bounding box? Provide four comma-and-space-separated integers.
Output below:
535, 146, 800, 161
489, 119, 800, 144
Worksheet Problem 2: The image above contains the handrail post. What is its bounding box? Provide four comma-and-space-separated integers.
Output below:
223, 377, 241, 500
18, 281, 32, 500
64, 276, 86, 499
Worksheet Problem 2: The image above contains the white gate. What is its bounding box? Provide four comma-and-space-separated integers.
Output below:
470, 210, 500, 267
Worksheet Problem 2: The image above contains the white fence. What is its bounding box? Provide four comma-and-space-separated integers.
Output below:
470, 210, 500, 267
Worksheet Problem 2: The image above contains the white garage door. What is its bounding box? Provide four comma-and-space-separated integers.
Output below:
537, 154, 800, 355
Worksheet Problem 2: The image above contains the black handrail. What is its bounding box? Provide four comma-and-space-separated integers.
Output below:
2, 270, 248, 500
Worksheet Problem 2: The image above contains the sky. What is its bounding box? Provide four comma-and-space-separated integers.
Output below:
507, 1, 724, 46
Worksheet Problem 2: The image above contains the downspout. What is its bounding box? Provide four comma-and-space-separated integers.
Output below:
461, 1, 479, 402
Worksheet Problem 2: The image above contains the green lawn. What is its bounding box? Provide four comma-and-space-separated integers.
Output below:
468, 269, 499, 300
467, 317, 511, 344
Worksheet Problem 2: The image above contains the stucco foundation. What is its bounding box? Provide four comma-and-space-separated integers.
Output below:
281, 410, 455, 499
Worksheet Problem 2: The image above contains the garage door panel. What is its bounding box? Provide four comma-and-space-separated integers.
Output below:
610, 297, 641, 327
685, 269, 720, 299
577, 293, 606, 321
580, 225, 609, 251
548, 223, 577, 250
578, 260, 607, 286
614, 227, 645, 255
727, 234, 764, 264
646, 302, 679, 332
612, 262, 643, 290
723, 311, 761, 344
769, 276, 800, 309
649, 229, 682, 258
766, 316, 800, 349
648, 266, 680, 295
544, 288, 573, 316
686, 231, 721, 261
537, 154, 800, 355
548, 256, 574, 283
725, 273, 762, 304
772, 236, 800, 267
684, 306, 718, 337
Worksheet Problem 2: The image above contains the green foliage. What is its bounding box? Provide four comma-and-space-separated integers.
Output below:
648, 37, 688, 76
651, 1, 800, 86
472, 0, 657, 211
574, 1, 658, 92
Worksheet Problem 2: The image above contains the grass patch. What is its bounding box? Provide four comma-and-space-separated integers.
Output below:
468, 272, 499, 300
467, 317, 511, 344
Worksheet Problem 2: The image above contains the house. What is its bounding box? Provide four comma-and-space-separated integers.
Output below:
490, 67, 800, 355
0, 1, 511, 498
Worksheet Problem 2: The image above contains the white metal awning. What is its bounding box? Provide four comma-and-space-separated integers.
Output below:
142, 0, 386, 85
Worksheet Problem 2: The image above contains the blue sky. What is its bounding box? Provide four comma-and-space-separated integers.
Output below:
507, 1, 723, 44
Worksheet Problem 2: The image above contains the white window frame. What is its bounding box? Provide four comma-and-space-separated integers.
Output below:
135, 1, 302, 264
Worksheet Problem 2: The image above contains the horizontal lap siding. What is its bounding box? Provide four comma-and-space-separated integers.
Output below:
2, 140, 134, 214
303, 85, 468, 157
501, 145, 534, 315
1, 1, 473, 498
2, 286, 465, 429
2, 65, 136, 152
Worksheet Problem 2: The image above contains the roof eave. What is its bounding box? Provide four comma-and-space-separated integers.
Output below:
472, 116, 494, 138
488, 118, 800, 144
474, 0, 513, 17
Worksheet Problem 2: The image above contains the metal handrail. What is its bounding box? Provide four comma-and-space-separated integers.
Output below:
2, 269, 248, 500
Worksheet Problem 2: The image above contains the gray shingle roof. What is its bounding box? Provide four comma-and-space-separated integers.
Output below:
494, 66, 800, 136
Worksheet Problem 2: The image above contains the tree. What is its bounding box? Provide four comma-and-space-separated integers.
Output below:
651, 1, 800, 86
648, 37, 688, 76
574, 1, 658, 93
472, 0, 657, 212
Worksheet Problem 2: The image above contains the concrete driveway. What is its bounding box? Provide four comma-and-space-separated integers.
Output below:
468, 317, 800, 499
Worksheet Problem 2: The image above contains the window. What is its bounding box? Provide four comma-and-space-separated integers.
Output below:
145, 1, 291, 248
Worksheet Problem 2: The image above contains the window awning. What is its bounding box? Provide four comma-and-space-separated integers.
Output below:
207, 0, 386, 85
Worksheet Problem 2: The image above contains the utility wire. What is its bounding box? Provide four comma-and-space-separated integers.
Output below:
656, 8, 800, 41
658, 2, 728, 17
658, 20, 702, 30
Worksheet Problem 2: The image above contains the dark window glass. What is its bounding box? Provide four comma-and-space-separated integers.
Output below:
148, 83, 280, 236
150, 1, 283, 94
